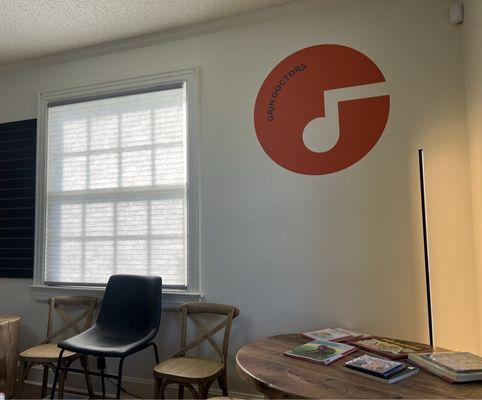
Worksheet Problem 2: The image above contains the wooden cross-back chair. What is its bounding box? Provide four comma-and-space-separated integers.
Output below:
17, 296, 99, 399
153, 302, 240, 399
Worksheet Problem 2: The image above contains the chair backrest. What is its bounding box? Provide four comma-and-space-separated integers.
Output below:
96, 275, 162, 338
42, 296, 99, 344
175, 302, 240, 364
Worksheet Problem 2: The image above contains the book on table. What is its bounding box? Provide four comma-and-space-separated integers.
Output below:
344, 354, 419, 384
284, 339, 356, 365
337, 328, 373, 340
351, 337, 432, 359
345, 354, 406, 377
344, 364, 419, 384
302, 328, 372, 342
408, 352, 482, 382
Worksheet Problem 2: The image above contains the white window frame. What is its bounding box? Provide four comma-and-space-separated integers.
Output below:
31, 68, 202, 309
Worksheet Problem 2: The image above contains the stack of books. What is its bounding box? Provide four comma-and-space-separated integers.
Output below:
284, 339, 357, 365
302, 327, 372, 342
344, 354, 419, 384
408, 352, 482, 382
351, 337, 432, 359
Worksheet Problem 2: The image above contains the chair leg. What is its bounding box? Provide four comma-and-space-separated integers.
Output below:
178, 383, 184, 399
159, 380, 166, 400
97, 356, 106, 399
80, 355, 95, 399
204, 381, 214, 399
185, 383, 199, 399
50, 349, 65, 400
218, 368, 228, 396
116, 357, 124, 399
153, 376, 162, 399
100, 368, 106, 399
41, 365, 49, 398
58, 361, 67, 400
197, 383, 208, 399
150, 342, 159, 364
160, 381, 198, 400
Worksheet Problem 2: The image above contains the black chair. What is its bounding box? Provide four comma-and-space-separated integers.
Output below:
50, 275, 162, 399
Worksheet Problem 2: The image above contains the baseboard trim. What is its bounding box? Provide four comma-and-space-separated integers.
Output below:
25, 364, 258, 399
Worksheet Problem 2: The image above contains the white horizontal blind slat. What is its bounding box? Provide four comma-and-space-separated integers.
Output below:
45, 88, 187, 286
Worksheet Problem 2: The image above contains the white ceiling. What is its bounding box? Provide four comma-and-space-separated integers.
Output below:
0, 0, 294, 65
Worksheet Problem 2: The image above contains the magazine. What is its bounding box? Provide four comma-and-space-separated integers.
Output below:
345, 354, 406, 378
285, 339, 356, 365
344, 365, 419, 384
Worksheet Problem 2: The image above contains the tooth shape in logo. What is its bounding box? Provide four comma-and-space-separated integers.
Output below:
254, 44, 390, 175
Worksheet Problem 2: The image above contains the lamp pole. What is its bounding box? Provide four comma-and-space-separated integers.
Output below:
418, 148, 434, 347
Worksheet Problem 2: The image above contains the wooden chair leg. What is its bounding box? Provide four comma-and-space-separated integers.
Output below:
159, 380, 169, 400
218, 369, 228, 396
80, 355, 95, 398
197, 383, 207, 399
159, 380, 199, 400
182, 383, 199, 399
204, 380, 214, 399
40, 365, 49, 398
58, 361, 67, 400
153, 376, 162, 399
178, 383, 184, 399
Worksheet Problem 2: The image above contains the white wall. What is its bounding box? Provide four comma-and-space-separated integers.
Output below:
0, 0, 479, 394
463, 0, 482, 352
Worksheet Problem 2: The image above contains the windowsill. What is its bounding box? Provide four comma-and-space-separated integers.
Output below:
30, 284, 204, 310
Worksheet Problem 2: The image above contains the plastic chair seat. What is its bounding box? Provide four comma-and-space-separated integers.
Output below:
154, 357, 223, 382
59, 325, 156, 357
20, 343, 77, 362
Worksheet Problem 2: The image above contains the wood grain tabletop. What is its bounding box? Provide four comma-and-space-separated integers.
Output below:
236, 334, 482, 399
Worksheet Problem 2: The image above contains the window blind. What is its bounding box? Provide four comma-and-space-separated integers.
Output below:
0, 119, 36, 278
45, 87, 187, 287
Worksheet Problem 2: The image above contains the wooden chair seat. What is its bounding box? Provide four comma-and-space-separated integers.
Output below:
154, 357, 223, 382
20, 343, 77, 362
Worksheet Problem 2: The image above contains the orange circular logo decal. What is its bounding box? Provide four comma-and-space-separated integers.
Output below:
254, 44, 390, 175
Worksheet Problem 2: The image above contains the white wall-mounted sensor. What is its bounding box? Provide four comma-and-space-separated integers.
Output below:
449, 1, 464, 24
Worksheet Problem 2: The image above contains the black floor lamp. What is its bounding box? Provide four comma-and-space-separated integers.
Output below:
418, 148, 434, 347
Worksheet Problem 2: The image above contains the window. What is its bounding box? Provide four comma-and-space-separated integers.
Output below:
34, 70, 200, 302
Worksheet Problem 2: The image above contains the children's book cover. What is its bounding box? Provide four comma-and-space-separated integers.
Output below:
285, 340, 356, 365
345, 354, 405, 377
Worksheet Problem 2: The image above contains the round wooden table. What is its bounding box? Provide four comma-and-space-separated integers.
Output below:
236, 334, 482, 399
